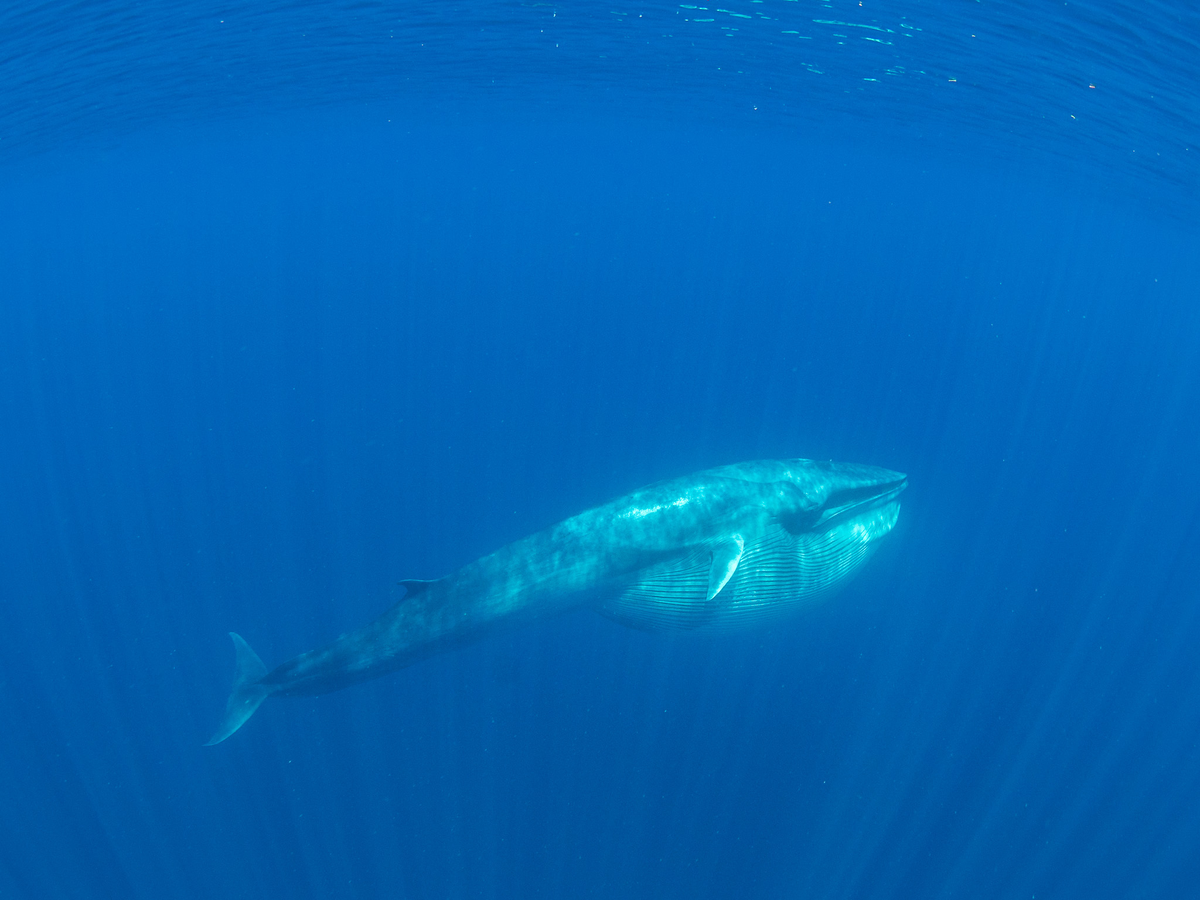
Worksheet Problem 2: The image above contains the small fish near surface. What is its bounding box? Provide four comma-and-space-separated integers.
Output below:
206, 458, 907, 744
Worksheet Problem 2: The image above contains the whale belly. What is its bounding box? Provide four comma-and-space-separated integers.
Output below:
598, 500, 901, 631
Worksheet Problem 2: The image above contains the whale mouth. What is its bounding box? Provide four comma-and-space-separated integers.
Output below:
816, 474, 907, 528
776, 471, 907, 535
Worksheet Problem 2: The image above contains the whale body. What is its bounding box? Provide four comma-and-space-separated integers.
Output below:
206, 458, 906, 744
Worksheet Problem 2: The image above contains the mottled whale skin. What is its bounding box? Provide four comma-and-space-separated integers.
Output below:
207, 458, 906, 744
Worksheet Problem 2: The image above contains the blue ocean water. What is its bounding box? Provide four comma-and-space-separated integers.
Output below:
1, 2, 1198, 898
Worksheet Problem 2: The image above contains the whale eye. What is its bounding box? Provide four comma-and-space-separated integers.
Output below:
775, 507, 823, 535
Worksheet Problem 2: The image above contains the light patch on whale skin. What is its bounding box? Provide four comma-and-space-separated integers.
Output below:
622, 496, 692, 520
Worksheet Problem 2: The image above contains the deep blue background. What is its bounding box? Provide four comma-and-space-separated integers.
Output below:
1, 2, 1199, 898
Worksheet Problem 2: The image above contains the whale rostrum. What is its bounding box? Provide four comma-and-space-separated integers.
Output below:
206, 458, 907, 744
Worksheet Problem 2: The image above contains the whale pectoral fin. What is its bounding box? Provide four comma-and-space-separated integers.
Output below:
599, 537, 746, 632
205, 633, 272, 746
706, 534, 745, 602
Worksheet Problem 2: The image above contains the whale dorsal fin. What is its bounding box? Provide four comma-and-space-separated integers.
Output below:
706, 534, 745, 602
397, 579, 437, 599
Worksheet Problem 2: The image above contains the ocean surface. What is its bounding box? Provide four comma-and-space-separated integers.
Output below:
1, 1, 1198, 898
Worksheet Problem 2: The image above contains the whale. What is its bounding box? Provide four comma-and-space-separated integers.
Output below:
206, 458, 906, 744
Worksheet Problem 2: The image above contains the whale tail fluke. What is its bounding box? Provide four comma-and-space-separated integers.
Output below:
205, 632, 272, 746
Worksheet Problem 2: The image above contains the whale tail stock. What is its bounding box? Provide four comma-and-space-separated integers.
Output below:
205, 632, 273, 746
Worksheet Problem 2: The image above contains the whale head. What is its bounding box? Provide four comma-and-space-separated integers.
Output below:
736, 458, 907, 608
711, 457, 907, 535
788, 459, 907, 535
